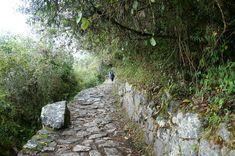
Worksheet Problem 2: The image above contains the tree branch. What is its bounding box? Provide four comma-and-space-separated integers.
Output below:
214, 0, 227, 48
89, 1, 175, 39
110, 18, 176, 39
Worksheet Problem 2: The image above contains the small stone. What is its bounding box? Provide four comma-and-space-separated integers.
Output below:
177, 113, 201, 139
48, 141, 57, 148
98, 140, 119, 148
62, 130, 76, 136
60, 152, 80, 156
80, 102, 92, 105
119, 147, 132, 154
217, 123, 231, 142
78, 110, 88, 117
172, 117, 177, 124
89, 150, 101, 156
82, 140, 93, 146
57, 138, 80, 144
56, 145, 71, 154
97, 109, 106, 113
107, 128, 116, 133
104, 148, 122, 156
76, 131, 90, 138
95, 137, 111, 144
84, 122, 97, 127
114, 131, 125, 137
198, 139, 221, 156
94, 117, 112, 125
221, 146, 230, 156
172, 112, 183, 124
80, 152, 90, 156
179, 139, 198, 156
23, 140, 38, 149
72, 145, 91, 152
154, 138, 168, 156
125, 82, 132, 92
42, 146, 55, 152
145, 130, 155, 144
93, 101, 101, 105
93, 98, 100, 102
156, 117, 167, 127
88, 133, 108, 139
105, 123, 116, 130
74, 127, 83, 131
38, 128, 51, 135
229, 150, 235, 156
87, 126, 100, 133
95, 139, 105, 144
168, 130, 180, 156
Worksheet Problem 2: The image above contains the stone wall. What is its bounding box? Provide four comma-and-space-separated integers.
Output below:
117, 82, 235, 156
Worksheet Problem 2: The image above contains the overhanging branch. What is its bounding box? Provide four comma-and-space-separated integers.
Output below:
110, 18, 176, 39
89, 1, 176, 39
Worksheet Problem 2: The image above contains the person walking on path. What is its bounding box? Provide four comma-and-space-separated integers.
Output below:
109, 71, 115, 82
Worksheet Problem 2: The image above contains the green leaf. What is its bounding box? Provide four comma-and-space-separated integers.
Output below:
151, 0, 156, 3
76, 12, 83, 24
182, 99, 191, 103
150, 37, 156, 46
132, 1, 138, 10
131, 9, 134, 15
81, 18, 90, 30
144, 40, 148, 46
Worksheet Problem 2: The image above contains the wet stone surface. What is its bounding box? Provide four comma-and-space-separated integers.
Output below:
19, 82, 140, 156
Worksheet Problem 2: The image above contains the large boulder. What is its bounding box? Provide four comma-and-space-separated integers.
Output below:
41, 101, 70, 129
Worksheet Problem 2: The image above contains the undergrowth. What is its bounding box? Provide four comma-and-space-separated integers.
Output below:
112, 88, 154, 156
74, 55, 107, 91
115, 60, 235, 135
194, 62, 235, 141
125, 122, 154, 156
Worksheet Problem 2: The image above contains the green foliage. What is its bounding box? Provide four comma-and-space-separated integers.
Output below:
81, 18, 90, 30
0, 34, 77, 154
22, 0, 235, 70
116, 61, 157, 90
191, 144, 199, 152
23, 0, 235, 140
74, 54, 105, 90
196, 62, 235, 126
150, 37, 156, 47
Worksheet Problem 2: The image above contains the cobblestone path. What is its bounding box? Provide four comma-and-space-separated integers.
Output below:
31, 82, 140, 156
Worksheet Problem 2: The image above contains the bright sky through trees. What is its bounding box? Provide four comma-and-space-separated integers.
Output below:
0, 0, 30, 35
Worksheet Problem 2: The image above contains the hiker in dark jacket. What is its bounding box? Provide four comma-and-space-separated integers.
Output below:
109, 71, 115, 82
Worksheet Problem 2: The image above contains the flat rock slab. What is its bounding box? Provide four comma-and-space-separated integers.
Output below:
72, 145, 91, 152
104, 148, 122, 156
89, 150, 101, 156
60, 152, 80, 156
88, 133, 108, 139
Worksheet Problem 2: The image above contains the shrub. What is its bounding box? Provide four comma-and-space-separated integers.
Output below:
196, 62, 235, 125
0, 35, 77, 154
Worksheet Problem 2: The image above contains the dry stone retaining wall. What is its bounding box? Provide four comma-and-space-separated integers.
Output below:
117, 82, 235, 156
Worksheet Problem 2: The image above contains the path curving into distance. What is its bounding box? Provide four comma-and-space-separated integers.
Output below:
23, 81, 141, 156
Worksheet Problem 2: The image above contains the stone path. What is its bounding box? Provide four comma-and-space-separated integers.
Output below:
24, 82, 141, 156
